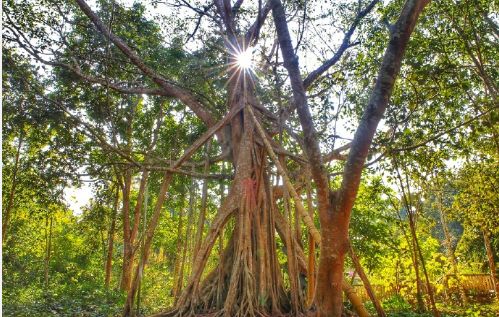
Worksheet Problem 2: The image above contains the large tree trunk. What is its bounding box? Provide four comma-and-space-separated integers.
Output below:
171, 90, 295, 316
76, 0, 428, 315
166, 96, 368, 317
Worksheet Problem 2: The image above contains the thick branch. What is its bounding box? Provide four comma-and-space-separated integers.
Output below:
339, 0, 430, 214
75, 0, 217, 128
272, 0, 331, 221
245, 1, 273, 45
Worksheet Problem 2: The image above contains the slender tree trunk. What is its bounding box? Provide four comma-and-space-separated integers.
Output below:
105, 186, 120, 289
123, 172, 173, 317
294, 191, 302, 248
121, 170, 133, 291
121, 95, 140, 292
393, 161, 432, 314
394, 200, 425, 311
176, 221, 188, 296
177, 176, 196, 295
349, 243, 386, 317
281, 175, 301, 313
305, 177, 316, 307
44, 214, 53, 288
216, 168, 226, 309
404, 193, 439, 317
438, 193, 468, 305
483, 229, 499, 300
136, 180, 149, 316
408, 212, 426, 312
121, 169, 149, 292
342, 280, 370, 317
415, 234, 439, 317
172, 200, 185, 300
403, 174, 439, 317
130, 169, 150, 248
193, 142, 211, 260
3, 131, 23, 243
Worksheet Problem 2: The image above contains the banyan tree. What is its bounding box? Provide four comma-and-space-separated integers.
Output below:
4, 0, 431, 316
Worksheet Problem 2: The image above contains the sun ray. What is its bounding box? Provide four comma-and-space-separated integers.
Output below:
236, 48, 254, 70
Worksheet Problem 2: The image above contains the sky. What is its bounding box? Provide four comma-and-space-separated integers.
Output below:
64, 184, 93, 216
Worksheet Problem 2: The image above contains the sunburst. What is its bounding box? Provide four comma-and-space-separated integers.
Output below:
224, 40, 257, 89
236, 47, 254, 70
